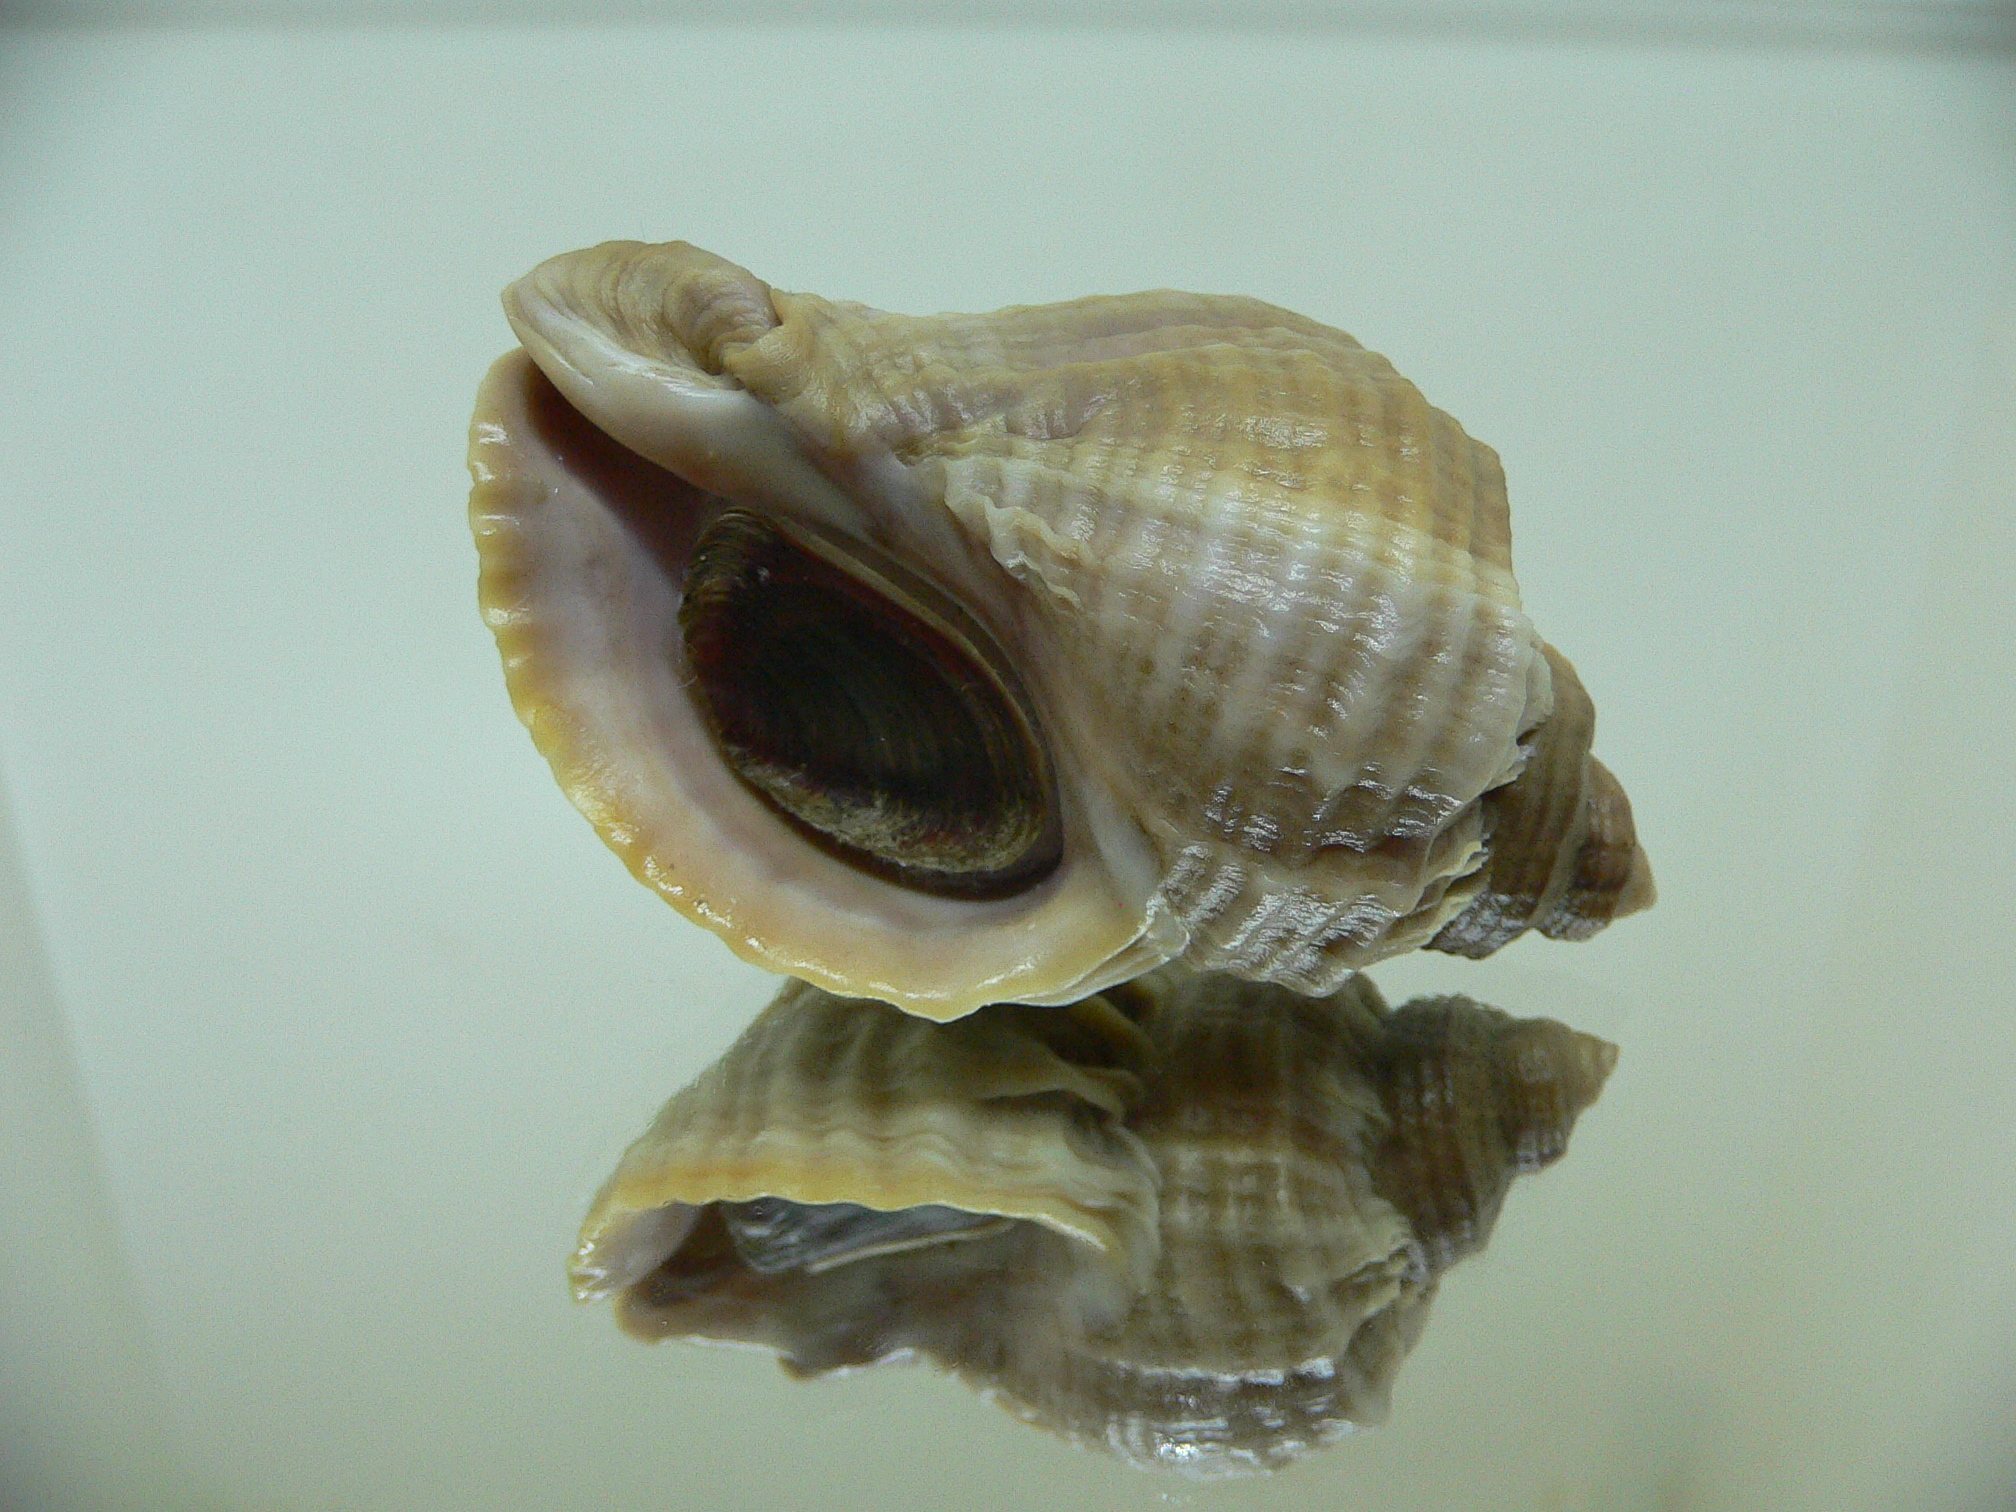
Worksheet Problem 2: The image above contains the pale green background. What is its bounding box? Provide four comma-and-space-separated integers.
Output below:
2, 8, 2012, 1511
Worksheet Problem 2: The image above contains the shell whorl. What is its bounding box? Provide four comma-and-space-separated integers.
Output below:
1429, 643, 1655, 958
1361, 990, 1619, 1275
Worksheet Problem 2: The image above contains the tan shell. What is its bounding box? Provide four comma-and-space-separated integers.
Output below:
470, 241, 1653, 1017
1430, 643, 1652, 956
576, 967, 1617, 1474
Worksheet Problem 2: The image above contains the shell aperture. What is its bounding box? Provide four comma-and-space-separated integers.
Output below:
470, 241, 1654, 1016
719, 1196, 1014, 1274
574, 967, 1617, 1475
680, 507, 1062, 898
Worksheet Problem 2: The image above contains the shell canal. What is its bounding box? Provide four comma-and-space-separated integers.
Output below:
679, 508, 1064, 899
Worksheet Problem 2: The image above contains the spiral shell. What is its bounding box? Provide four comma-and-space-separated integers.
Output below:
575, 967, 1616, 1474
1429, 643, 1652, 956
469, 242, 1653, 1018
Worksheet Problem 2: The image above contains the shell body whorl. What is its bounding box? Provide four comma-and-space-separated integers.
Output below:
472, 241, 1653, 1016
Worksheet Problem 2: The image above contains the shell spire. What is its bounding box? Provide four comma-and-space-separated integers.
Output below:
1364, 993, 1619, 1274
1428, 644, 1655, 959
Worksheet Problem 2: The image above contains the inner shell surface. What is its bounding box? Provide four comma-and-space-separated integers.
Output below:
679, 508, 1064, 899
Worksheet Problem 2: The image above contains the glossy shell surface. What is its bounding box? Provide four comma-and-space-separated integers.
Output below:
470, 242, 1653, 1016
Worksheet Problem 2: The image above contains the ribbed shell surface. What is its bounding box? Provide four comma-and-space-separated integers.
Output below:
1079, 972, 1412, 1375
734, 289, 1543, 985
472, 242, 1636, 1017
991, 971, 1424, 1472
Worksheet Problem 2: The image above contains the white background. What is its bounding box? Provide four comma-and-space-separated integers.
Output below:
2, 10, 2012, 1511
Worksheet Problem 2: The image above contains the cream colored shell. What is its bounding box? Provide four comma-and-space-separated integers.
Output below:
578, 967, 1617, 1473
471, 242, 1652, 1017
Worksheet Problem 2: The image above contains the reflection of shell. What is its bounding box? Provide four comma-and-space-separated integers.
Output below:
576, 967, 1616, 1474
469, 241, 1653, 1019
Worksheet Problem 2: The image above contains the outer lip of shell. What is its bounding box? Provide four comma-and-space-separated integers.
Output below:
501, 243, 867, 539
469, 348, 1158, 1018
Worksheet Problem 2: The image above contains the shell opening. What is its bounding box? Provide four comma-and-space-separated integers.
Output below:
680, 508, 1064, 899
622, 1197, 1024, 1307
722, 1196, 1014, 1275
618, 1197, 1085, 1373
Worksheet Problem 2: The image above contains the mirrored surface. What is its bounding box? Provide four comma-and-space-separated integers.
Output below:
2, 11, 2012, 1511
573, 970, 1616, 1475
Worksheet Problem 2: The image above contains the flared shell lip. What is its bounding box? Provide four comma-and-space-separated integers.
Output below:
469, 348, 1156, 1019
569, 1164, 1146, 1305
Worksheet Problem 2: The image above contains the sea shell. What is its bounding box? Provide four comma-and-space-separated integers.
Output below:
469, 242, 1653, 1017
574, 967, 1617, 1474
